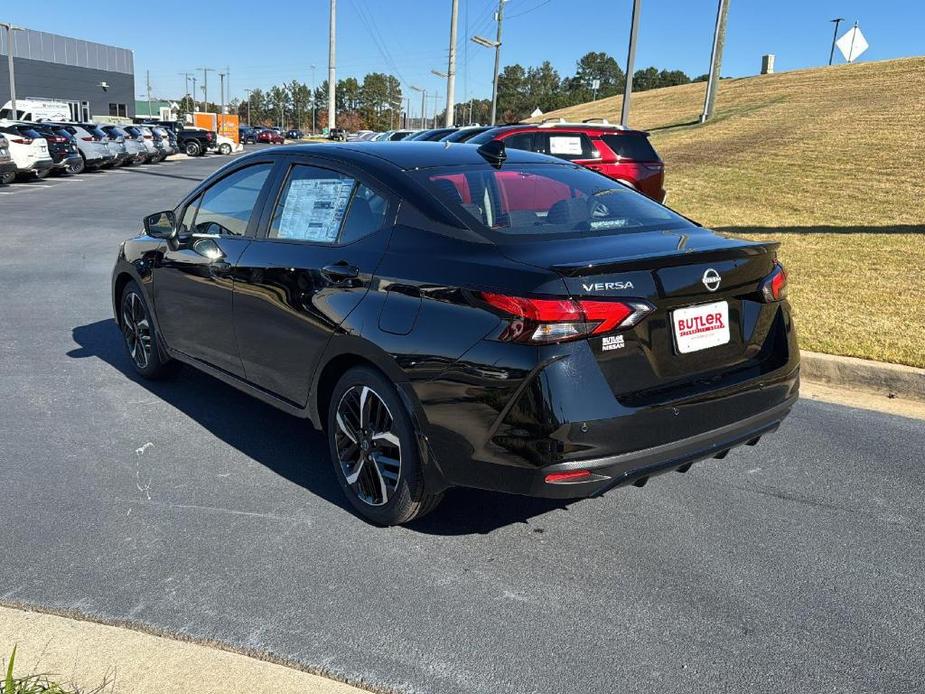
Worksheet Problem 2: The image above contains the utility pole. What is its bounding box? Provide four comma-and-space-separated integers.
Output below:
328, 0, 336, 131
310, 64, 316, 134
218, 71, 226, 136
191, 76, 197, 112
700, 0, 730, 123
490, 0, 505, 125
244, 88, 253, 125
198, 67, 214, 112
620, 0, 641, 127
1, 23, 23, 118
431, 92, 442, 128
146, 70, 152, 119
178, 72, 193, 112
828, 18, 845, 65
445, 0, 459, 126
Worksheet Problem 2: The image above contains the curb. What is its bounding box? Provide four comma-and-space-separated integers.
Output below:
800, 351, 925, 403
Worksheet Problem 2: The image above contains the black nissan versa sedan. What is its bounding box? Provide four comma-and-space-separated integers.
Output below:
111, 141, 799, 525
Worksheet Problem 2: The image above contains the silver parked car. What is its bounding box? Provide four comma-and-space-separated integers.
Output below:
101, 125, 146, 166
46, 122, 116, 170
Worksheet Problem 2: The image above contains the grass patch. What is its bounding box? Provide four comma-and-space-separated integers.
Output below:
535, 57, 925, 367
2, 647, 108, 694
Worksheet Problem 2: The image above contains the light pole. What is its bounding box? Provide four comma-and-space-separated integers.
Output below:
828, 18, 845, 65
218, 71, 226, 136
410, 85, 425, 129
445, 0, 459, 126
328, 0, 336, 131
471, 32, 502, 125
1, 23, 24, 118
431, 70, 447, 126
244, 88, 253, 125
198, 67, 214, 111
621, 0, 641, 127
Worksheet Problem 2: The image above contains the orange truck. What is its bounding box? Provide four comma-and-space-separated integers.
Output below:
192, 112, 239, 143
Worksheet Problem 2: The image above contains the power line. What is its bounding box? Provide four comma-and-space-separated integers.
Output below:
506, 0, 553, 20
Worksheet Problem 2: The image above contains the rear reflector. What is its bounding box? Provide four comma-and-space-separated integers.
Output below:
545, 470, 591, 484
480, 292, 653, 344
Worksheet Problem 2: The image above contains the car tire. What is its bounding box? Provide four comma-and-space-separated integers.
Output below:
184, 141, 201, 157
119, 281, 178, 380
219, 143, 232, 155
67, 157, 86, 175
327, 366, 443, 525
1, 172, 14, 184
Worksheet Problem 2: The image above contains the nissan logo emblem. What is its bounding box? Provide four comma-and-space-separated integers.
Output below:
702, 268, 721, 292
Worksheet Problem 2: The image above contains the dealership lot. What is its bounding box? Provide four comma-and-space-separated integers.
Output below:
1, 148, 923, 694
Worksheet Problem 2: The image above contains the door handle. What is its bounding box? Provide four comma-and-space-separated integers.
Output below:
321, 263, 359, 282
209, 261, 233, 278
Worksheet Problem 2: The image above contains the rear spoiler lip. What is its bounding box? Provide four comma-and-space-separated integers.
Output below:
550, 240, 780, 277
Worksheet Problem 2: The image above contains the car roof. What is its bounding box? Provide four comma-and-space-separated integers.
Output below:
268, 140, 566, 171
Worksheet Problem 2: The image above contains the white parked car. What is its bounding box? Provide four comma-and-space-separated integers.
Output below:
0, 121, 55, 180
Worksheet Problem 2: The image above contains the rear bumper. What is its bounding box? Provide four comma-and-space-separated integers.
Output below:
56, 155, 82, 170
534, 395, 796, 498
32, 159, 55, 172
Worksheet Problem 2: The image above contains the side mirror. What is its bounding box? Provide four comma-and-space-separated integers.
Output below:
143, 210, 177, 239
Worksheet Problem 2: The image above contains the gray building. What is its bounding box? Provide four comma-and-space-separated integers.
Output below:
0, 27, 134, 120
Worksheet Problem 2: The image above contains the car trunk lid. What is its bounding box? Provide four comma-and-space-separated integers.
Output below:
496, 228, 786, 402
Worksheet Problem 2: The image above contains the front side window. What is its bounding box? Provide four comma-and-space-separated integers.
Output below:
193, 164, 272, 237
420, 164, 689, 239
268, 165, 389, 244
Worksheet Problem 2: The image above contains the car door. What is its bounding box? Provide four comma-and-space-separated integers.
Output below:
153, 161, 275, 376
232, 157, 396, 405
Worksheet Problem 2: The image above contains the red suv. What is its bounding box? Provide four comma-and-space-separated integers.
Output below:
255, 128, 285, 144
468, 120, 666, 203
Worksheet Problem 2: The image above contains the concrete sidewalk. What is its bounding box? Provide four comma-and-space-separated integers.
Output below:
0, 605, 372, 694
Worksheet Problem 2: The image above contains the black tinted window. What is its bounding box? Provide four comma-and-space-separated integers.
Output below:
504, 132, 534, 151
419, 164, 687, 239
600, 133, 659, 161
339, 184, 390, 245
194, 164, 272, 237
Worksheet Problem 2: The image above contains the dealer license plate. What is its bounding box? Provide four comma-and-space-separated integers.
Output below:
672, 301, 730, 354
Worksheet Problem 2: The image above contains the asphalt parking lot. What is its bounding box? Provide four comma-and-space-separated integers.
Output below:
1, 147, 923, 694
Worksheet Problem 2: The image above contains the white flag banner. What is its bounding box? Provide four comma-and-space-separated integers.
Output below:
836, 25, 869, 63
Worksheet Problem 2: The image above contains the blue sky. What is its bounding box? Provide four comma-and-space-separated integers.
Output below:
2, 0, 922, 115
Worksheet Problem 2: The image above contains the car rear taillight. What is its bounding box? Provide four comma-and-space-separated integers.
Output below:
480, 292, 653, 344
81, 136, 96, 141
52, 135, 67, 143
760, 262, 788, 302
10, 138, 32, 145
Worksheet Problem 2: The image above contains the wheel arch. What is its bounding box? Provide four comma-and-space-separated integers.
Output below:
309, 336, 420, 432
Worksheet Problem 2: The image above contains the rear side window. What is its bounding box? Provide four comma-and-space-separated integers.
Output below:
540, 133, 597, 161
81, 125, 107, 139
268, 165, 389, 244
600, 133, 659, 161
193, 164, 273, 237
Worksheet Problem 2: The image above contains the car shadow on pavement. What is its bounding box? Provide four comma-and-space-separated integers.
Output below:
69, 319, 570, 534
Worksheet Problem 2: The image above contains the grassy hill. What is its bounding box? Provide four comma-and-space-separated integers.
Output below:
533, 57, 925, 368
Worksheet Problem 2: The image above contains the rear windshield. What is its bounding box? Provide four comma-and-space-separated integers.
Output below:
600, 133, 659, 161
417, 163, 689, 239
82, 125, 108, 139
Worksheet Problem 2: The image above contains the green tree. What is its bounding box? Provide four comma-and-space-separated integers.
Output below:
497, 64, 528, 122
565, 51, 625, 103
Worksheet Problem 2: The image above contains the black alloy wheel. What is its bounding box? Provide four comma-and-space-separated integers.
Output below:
328, 367, 442, 525
119, 282, 176, 379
